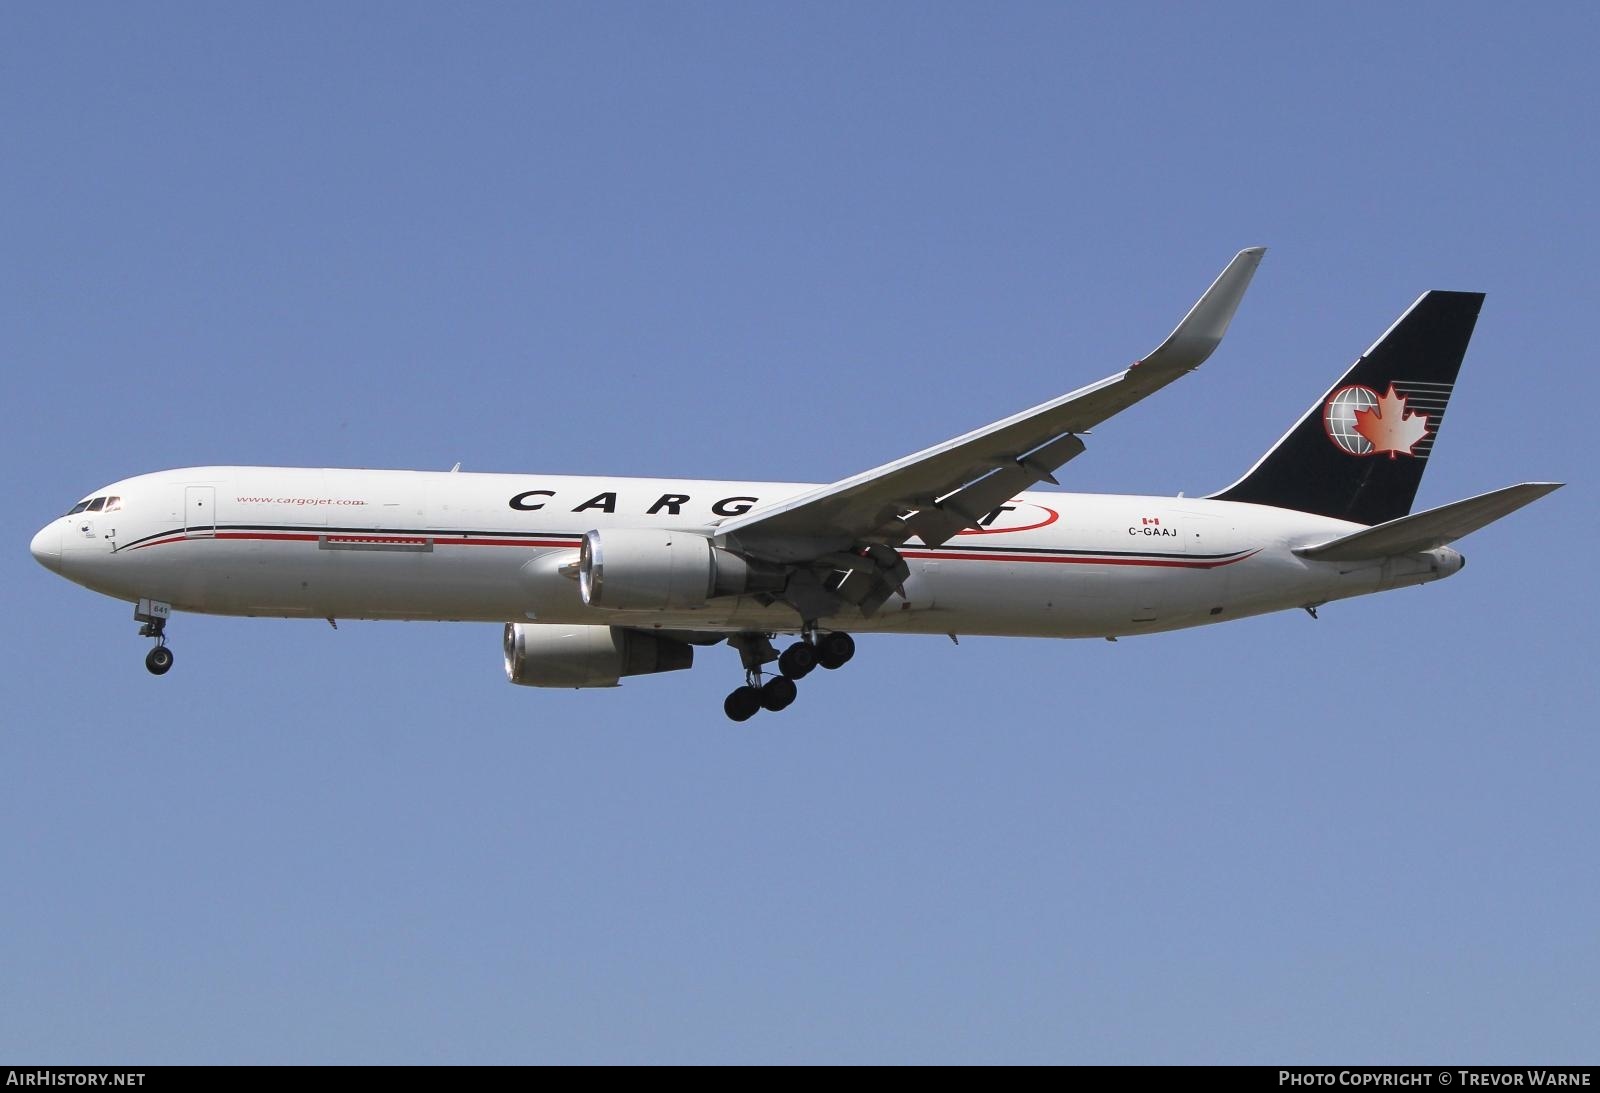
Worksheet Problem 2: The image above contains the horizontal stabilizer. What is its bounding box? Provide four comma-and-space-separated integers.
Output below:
1294, 482, 1562, 561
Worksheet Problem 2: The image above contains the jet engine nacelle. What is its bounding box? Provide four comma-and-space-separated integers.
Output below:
503, 623, 694, 688
577, 528, 778, 610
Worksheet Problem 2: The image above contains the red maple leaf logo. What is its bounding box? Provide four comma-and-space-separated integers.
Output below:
1353, 384, 1430, 458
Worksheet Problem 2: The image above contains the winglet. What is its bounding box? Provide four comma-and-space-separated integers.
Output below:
1138, 246, 1266, 376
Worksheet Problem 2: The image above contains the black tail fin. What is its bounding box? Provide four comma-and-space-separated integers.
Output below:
1209, 290, 1484, 526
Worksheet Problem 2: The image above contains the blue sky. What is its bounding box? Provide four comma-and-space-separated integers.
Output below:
4, 2, 1595, 1063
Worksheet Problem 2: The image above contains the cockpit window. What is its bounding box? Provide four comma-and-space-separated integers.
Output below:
66, 495, 122, 515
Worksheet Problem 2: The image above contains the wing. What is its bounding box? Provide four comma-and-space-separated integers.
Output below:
718, 247, 1266, 566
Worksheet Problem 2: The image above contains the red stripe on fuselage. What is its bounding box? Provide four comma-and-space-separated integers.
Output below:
129, 532, 585, 551
900, 548, 1259, 569
126, 532, 1256, 569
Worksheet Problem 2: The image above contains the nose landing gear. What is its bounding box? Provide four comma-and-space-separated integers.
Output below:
135, 598, 174, 676
144, 642, 174, 675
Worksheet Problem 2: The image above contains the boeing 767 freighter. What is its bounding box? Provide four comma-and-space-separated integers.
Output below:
29, 249, 1561, 719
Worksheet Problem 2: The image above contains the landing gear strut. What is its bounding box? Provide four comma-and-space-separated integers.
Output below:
136, 598, 174, 676
722, 629, 854, 721
723, 633, 777, 722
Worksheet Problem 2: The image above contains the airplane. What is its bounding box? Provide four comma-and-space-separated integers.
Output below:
29, 248, 1562, 721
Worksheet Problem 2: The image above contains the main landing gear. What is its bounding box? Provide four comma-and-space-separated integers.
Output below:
136, 598, 174, 676
722, 630, 856, 722
722, 675, 796, 722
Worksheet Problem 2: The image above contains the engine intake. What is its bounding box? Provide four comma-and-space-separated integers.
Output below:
578, 528, 780, 610
503, 623, 694, 688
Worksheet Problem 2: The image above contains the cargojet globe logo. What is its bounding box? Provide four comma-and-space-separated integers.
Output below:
1322, 382, 1431, 458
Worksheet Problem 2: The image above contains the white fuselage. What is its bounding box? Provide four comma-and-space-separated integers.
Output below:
31, 466, 1463, 640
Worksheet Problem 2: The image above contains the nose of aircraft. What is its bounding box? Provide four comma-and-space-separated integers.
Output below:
30, 522, 62, 573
